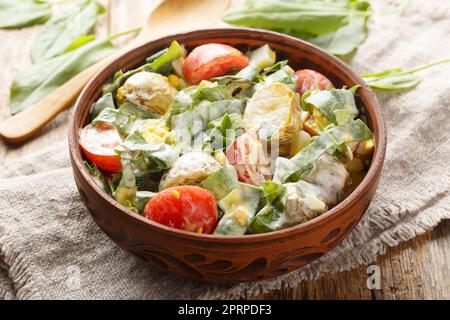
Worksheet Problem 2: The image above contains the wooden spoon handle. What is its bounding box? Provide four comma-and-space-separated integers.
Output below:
0, 42, 142, 143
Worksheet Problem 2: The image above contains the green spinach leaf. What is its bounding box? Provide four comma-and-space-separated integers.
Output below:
207, 113, 243, 150
64, 34, 96, 53
362, 68, 420, 90
147, 40, 185, 74
102, 68, 143, 97
102, 41, 184, 97
0, 0, 51, 29
304, 88, 359, 125
362, 59, 450, 90
171, 99, 245, 152
249, 180, 325, 234
31, 0, 104, 63
214, 183, 262, 236
115, 154, 137, 209
248, 202, 286, 234
275, 119, 373, 183
135, 191, 156, 214
265, 66, 298, 91
224, 0, 373, 55
89, 93, 115, 119
121, 131, 179, 173
201, 165, 239, 200
303, 1, 371, 55
92, 107, 143, 137
247, 181, 287, 234
169, 83, 228, 119
212, 63, 261, 85
223, 0, 355, 36
118, 102, 159, 120
261, 181, 286, 204
10, 37, 117, 115
84, 160, 109, 194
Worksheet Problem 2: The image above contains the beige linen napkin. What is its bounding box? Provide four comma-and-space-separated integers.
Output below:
1, 0, 450, 300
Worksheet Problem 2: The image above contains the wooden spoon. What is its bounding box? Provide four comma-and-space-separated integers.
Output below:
0, 0, 231, 143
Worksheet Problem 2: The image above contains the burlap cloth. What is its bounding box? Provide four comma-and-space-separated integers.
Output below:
1, 0, 450, 300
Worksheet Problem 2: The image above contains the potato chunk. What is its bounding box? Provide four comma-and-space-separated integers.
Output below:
243, 82, 302, 156
117, 71, 177, 115
159, 152, 221, 190
302, 154, 349, 206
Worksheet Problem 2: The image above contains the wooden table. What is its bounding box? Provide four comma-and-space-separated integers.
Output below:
1, 0, 449, 300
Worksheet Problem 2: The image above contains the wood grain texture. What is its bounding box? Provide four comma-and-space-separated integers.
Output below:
0, 0, 449, 299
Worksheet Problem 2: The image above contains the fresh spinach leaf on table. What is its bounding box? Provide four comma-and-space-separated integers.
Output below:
31, 0, 105, 63
223, 0, 372, 55
223, 0, 353, 36
362, 68, 421, 90
9, 28, 140, 115
362, 59, 450, 90
0, 0, 52, 29
10, 37, 117, 115
304, 1, 371, 55
64, 34, 97, 53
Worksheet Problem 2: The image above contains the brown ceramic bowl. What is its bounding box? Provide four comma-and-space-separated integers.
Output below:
69, 28, 386, 283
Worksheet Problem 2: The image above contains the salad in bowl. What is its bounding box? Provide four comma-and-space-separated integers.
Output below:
79, 40, 374, 237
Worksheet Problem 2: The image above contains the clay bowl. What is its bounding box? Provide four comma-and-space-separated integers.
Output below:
69, 28, 387, 283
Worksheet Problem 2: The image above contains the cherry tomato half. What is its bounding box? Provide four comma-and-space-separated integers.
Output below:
79, 123, 123, 173
144, 186, 218, 234
295, 69, 334, 95
182, 43, 249, 84
226, 133, 272, 187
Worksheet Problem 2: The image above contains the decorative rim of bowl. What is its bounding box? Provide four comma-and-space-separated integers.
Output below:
69, 27, 387, 243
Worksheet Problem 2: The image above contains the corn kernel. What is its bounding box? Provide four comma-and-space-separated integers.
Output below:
165, 131, 177, 145
171, 189, 180, 199
214, 151, 228, 165
196, 227, 203, 234
356, 139, 374, 157
233, 207, 248, 227
140, 119, 171, 144
199, 80, 214, 88
116, 87, 126, 104
312, 108, 331, 127
229, 49, 241, 57
168, 74, 180, 88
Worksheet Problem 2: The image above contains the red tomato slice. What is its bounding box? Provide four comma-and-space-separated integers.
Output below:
182, 43, 249, 84
226, 133, 272, 187
295, 69, 334, 95
144, 186, 218, 234
79, 123, 123, 173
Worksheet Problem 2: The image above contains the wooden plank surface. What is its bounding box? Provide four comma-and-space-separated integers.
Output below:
0, 0, 449, 300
